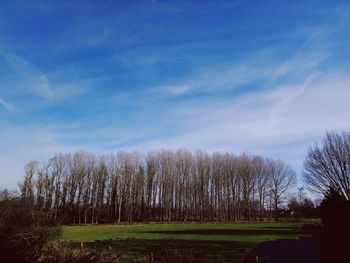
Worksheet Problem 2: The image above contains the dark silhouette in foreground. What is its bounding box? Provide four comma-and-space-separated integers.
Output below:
0, 193, 60, 263
244, 235, 349, 263
244, 238, 322, 263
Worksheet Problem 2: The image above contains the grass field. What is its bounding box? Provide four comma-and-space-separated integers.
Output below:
57, 221, 319, 262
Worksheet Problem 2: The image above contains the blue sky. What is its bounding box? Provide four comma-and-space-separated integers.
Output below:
1, 0, 350, 189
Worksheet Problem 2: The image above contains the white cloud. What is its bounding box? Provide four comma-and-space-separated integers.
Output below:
0, 97, 13, 113
152, 46, 326, 98
1, 1, 350, 191
161, 84, 194, 96
123, 72, 350, 177
152, 59, 276, 97
0, 50, 54, 99
152, 5, 350, 99
0, 123, 105, 189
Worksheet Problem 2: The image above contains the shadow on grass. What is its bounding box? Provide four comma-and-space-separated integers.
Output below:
243, 224, 335, 263
143, 228, 300, 236
244, 238, 324, 263
142, 224, 322, 237
79, 238, 255, 263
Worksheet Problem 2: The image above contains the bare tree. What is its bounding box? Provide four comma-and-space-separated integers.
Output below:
254, 157, 270, 220
19, 150, 297, 223
304, 132, 350, 200
19, 161, 38, 201
268, 159, 296, 220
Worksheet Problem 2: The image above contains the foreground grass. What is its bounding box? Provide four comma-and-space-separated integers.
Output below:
57, 221, 319, 262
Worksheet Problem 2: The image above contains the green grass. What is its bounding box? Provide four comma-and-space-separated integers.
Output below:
59, 222, 309, 242
57, 221, 320, 262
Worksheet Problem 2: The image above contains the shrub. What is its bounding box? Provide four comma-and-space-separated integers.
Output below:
319, 188, 350, 237
0, 193, 61, 263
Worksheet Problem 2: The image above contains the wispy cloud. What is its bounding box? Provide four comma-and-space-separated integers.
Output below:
127, 72, 350, 168
1, 0, 350, 190
53, 24, 110, 53
152, 60, 275, 96
152, 38, 327, 98
0, 122, 105, 189
151, 3, 348, 98
0, 97, 13, 113
0, 50, 54, 99
4, 68, 348, 188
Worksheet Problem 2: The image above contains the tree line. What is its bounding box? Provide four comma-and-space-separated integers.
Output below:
19, 150, 296, 224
